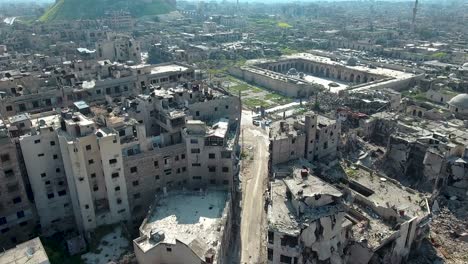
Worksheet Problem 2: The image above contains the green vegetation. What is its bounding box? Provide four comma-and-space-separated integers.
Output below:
228, 83, 251, 93
243, 98, 273, 109
345, 168, 359, 179
277, 22, 292, 28
265, 93, 292, 105
225, 77, 263, 95
280, 47, 299, 55
402, 90, 428, 102
294, 107, 309, 115
431, 52, 447, 59
40, 0, 175, 22
250, 18, 277, 26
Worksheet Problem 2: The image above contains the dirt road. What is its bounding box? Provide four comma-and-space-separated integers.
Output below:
239, 110, 269, 264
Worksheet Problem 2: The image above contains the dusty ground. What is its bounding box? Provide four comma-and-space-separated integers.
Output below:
238, 110, 269, 264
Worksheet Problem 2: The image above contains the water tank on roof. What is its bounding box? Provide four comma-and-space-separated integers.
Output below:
150, 230, 165, 243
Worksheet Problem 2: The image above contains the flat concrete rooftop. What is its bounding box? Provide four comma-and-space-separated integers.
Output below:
136, 190, 229, 252
345, 166, 428, 219
150, 64, 189, 75
0, 237, 49, 264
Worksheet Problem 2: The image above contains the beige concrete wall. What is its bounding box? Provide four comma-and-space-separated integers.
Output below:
0, 137, 37, 249
20, 128, 75, 235
270, 134, 306, 166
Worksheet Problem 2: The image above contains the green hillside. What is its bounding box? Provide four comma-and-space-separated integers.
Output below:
39, 0, 175, 22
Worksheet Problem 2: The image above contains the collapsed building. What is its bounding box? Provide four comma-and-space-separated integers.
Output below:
341, 163, 431, 264
267, 167, 348, 264
267, 163, 431, 264
362, 111, 468, 195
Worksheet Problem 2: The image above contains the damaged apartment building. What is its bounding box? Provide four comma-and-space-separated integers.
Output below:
361, 105, 468, 197
267, 162, 431, 264
0, 82, 240, 245
0, 60, 195, 118
269, 112, 341, 167
0, 119, 37, 249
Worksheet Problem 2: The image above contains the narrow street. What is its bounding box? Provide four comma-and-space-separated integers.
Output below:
239, 110, 269, 264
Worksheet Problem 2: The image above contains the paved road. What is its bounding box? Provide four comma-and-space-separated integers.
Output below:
240, 111, 269, 264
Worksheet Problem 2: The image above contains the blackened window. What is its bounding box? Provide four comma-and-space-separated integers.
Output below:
17, 211, 25, 219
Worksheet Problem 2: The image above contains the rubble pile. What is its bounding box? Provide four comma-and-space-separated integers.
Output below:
427, 206, 468, 264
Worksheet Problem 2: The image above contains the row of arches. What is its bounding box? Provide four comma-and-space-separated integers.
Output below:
267, 62, 377, 84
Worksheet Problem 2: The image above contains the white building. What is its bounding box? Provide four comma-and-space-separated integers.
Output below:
96, 34, 141, 63
58, 110, 130, 233
447, 93, 468, 119
183, 119, 238, 188
19, 114, 75, 235
133, 190, 232, 264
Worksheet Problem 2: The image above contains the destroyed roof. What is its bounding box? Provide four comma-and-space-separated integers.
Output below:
207, 118, 229, 138
269, 178, 345, 236
268, 180, 300, 235
345, 165, 429, 219
136, 191, 229, 255
284, 169, 343, 200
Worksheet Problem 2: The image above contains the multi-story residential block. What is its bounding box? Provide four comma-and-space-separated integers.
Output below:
269, 112, 341, 166
184, 118, 238, 188
267, 167, 348, 264
19, 113, 75, 236
0, 121, 37, 249
58, 109, 131, 234
0, 61, 195, 118
96, 34, 141, 64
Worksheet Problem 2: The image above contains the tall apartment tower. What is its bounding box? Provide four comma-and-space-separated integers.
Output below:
0, 123, 37, 249
19, 114, 75, 236
58, 110, 130, 234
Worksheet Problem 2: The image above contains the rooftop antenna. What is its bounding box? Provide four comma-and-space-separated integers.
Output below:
411, 0, 419, 33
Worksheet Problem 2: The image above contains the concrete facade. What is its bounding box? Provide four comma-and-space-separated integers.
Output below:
269, 112, 340, 166
0, 125, 37, 249
19, 114, 75, 236
58, 112, 131, 234
267, 168, 349, 264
